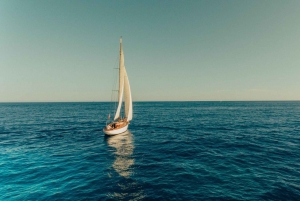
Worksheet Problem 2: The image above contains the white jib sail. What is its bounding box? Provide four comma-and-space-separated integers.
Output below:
124, 68, 132, 121
114, 38, 125, 120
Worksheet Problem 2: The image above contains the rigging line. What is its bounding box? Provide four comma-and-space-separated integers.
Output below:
110, 55, 119, 118
112, 75, 118, 116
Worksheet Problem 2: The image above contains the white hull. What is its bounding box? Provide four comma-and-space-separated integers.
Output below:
103, 124, 129, 136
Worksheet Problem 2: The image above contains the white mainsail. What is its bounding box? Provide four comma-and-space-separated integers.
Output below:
124, 68, 132, 121
113, 37, 132, 121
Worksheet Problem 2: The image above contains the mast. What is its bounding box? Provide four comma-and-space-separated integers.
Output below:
114, 37, 125, 120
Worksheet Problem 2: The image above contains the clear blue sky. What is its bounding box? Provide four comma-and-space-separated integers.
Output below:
1, 0, 300, 101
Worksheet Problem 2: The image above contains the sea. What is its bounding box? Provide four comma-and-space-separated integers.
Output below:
0, 101, 299, 200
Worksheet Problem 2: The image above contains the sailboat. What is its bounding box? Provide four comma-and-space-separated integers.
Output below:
103, 37, 133, 135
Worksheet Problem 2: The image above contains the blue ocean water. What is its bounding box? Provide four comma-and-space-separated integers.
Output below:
0, 101, 299, 200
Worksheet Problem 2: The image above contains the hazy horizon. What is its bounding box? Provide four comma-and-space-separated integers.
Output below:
1, 0, 300, 102
1, 100, 300, 103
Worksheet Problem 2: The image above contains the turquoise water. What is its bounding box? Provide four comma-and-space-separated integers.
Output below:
0, 102, 299, 200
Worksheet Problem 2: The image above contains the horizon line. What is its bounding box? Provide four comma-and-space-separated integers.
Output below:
1, 100, 300, 103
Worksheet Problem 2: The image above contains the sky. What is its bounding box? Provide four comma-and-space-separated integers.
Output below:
1, 0, 300, 102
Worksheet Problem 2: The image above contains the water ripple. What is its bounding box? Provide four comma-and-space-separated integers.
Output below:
0, 102, 299, 200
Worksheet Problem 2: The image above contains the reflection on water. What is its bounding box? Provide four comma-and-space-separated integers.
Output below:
106, 131, 134, 178
106, 131, 145, 200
